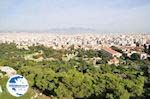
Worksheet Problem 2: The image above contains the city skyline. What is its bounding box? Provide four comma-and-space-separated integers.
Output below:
0, 0, 150, 33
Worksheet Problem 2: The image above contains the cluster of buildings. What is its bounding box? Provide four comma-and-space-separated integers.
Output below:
0, 33, 149, 49
0, 32, 150, 64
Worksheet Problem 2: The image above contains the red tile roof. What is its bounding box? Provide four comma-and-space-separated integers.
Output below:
102, 47, 121, 55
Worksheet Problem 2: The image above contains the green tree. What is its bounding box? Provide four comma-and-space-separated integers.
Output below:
130, 53, 140, 60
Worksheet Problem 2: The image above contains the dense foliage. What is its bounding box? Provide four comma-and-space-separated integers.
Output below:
0, 43, 149, 99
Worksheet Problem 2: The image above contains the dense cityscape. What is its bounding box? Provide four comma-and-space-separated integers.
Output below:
0, 33, 149, 49
0, 33, 150, 60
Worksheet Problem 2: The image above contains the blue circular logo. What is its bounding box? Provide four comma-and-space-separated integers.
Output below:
6, 74, 29, 97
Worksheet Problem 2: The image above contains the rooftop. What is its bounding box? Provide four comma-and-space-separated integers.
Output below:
102, 47, 121, 55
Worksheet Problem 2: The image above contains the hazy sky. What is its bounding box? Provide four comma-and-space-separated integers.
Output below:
0, 0, 150, 32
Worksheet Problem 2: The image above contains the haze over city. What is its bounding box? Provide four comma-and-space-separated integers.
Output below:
0, 0, 150, 33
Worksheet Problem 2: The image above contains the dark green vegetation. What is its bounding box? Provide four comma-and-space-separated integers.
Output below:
0, 43, 150, 99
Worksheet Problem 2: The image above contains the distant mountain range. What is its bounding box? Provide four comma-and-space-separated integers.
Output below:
48, 27, 98, 33
0, 27, 99, 34
0, 28, 149, 34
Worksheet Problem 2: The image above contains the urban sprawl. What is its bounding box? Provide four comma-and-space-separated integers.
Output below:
0, 33, 150, 60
